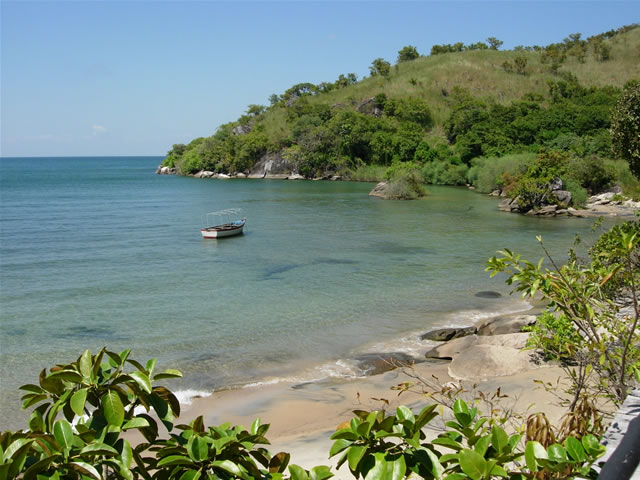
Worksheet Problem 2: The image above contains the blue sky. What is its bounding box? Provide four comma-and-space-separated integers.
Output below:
1, 1, 638, 157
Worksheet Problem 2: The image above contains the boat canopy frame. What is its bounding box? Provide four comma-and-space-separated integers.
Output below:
202, 208, 244, 228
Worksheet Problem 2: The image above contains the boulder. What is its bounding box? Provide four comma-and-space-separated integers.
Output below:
498, 197, 519, 212
356, 97, 382, 117
236, 172, 247, 178
476, 315, 537, 336
421, 326, 477, 342
249, 151, 293, 178
536, 205, 557, 215
369, 182, 390, 198
218, 173, 231, 179
287, 173, 305, 180
448, 345, 536, 381
554, 190, 572, 206
549, 176, 563, 191
425, 332, 530, 360
232, 124, 252, 136
489, 190, 501, 197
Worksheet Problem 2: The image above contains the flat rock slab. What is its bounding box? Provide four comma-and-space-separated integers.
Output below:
425, 332, 530, 360
476, 314, 537, 336
448, 345, 535, 381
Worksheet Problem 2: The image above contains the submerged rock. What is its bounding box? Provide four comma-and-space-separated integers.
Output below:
474, 291, 502, 299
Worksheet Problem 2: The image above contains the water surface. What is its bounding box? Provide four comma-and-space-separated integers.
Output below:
0, 157, 610, 428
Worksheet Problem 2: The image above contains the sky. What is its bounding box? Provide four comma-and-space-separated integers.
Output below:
1, 1, 639, 157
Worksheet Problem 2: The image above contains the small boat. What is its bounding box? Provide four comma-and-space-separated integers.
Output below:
201, 209, 246, 239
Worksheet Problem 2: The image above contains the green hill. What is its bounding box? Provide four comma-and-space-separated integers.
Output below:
163, 25, 640, 199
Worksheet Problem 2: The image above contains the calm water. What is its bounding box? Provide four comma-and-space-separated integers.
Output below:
0, 157, 609, 428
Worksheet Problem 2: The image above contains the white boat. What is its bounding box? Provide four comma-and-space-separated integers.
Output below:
201, 209, 246, 239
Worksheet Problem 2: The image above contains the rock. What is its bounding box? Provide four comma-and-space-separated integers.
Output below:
330, 175, 342, 181
287, 173, 305, 180
356, 97, 382, 117
554, 190, 572, 206
556, 209, 568, 215
498, 197, 519, 212
537, 205, 558, 215
236, 172, 246, 178
249, 151, 293, 178
607, 185, 623, 194
549, 176, 563, 191
475, 291, 502, 298
489, 190, 501, 197
425, 332, 530, 360
232, 124, 252, 136
218, 173, 231, 179
448, 345, 536, 381
421, 326, 477, 342
355, 352, 417, 375
369, 182, 389, 198
476, 315, 537, 336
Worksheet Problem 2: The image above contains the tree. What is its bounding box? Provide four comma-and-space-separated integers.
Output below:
514, 56, 528, 75
611, 80, 640, 178
397, 45, 420, 62
246, 104, 266, 116
269, 93, 281, 106
369, 58, 391, 77
487, 37, 504, 50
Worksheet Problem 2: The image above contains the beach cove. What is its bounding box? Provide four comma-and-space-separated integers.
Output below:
0, 156, 622, 431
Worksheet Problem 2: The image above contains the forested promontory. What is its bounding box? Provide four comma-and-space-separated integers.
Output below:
162, 25, 640, 205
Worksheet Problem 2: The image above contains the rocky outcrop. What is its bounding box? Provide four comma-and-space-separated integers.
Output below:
156, 166, 177, 175
356, 98, 382, 117
232, 124, 252, 136
421, 326, 477, 342
248, 152, 295, 178
369, 182, 390, 198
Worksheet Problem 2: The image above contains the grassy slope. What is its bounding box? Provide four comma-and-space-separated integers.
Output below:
258, 28, 640, 141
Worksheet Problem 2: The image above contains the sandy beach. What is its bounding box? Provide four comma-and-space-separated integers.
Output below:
173, 335, 570, 478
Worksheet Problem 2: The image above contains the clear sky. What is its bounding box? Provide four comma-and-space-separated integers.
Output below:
1, 0, 638, 157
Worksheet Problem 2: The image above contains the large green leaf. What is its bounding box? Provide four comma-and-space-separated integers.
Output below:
458, 449, 487, 480
309, 465, 333, 480
179, 471, 201, 480
212, 459, 250, 480
524, 441, 547, 472
70, 388, 88, 416
78, 350, 92, 378
347, 445, 367, 472
188, 435, 209, 462
68, 461, 101, 480
48, 370, 84, 383
564, 436, 585, 462
547, 444, 568, 462
156, 454, 195, 466
329, 438, 352, 457
396, 406, 415, 424
79, 442, 119, 456
269, 452, 291, 473
128, 371, 152, 394
53, 419, 74, 450
289, 464, 310, 480
102, 391, 125, 427
153, 369, 183, 380
122, 417, 151, 430
491, 425, 509, 454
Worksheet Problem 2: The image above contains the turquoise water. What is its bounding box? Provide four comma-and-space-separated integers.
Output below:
0, 157, 608, 428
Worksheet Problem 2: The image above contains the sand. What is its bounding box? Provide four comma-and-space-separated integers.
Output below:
175, 356, 569, 478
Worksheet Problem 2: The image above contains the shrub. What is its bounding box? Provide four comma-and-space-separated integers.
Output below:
385, 162, 426, 199
524, 311, 584, 361
562, 177, 588, 207
467, 153, 535, 193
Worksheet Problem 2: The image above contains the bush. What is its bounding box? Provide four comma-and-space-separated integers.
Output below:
524, 311, 583, 361
467, 153, 535, 193
562, 177, 588, 207
385, 162, 426, 199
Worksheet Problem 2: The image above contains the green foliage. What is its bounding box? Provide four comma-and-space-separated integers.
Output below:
524, 311, 584, 361
611, 80, 640, 179
369, 58, 391, 77
467, 153, 535, 193
487, 225, 640, 408
397, 45, 420, 63
384, 162, 426, 199
329, 399, 604, 480
562, 177, 588, 207
487, 37, 503, 50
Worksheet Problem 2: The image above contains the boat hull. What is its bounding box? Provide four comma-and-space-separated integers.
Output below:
201, 221, 245, 239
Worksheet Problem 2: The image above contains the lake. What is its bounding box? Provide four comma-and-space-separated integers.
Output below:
0, 156, 608, 429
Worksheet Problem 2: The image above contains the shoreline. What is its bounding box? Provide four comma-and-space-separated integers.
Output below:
164, 299, 570, 477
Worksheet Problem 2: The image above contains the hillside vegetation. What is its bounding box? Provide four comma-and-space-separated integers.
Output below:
163, 25, 640, 201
